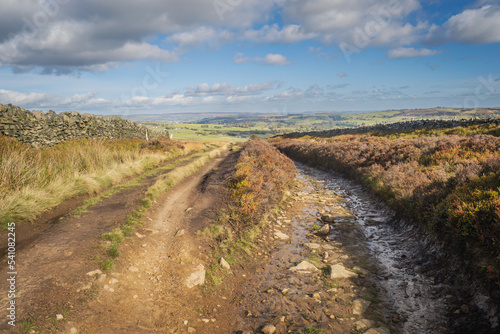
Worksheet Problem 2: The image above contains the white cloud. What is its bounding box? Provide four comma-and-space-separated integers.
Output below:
233, 53, 292, 65
282, 0, 422, 45
0, 0, 277, 73
0, 89, 50, 106
371, 21, 428, 46
337, 72, 348, 77
387, 47, 441, 59
0, 89, 110, 109
167, 26, 233, 50
263, 53, 292, 65
442, 5, 500, 44
242, 24, 316, 43
185, 82, 276, 96
0, 19, 178, 73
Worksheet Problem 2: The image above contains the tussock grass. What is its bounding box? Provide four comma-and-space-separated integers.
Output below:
0, 136, 204, 229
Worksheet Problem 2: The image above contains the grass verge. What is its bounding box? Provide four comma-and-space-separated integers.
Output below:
0, 137, 204, 229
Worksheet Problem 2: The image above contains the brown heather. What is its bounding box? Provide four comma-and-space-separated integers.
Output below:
271, 129, 500, 286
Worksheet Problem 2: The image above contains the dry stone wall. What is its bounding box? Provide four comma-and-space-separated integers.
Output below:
0, 104, 168, 147
284, 117, 500, 138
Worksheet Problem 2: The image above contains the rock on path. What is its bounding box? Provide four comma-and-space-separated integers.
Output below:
185, 264, 206, 288
289, 261, 319, 273
329, 264, 358, 279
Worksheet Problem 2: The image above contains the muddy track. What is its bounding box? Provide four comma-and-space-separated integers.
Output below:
0, 149, 227, 333
3, 147, 496, 333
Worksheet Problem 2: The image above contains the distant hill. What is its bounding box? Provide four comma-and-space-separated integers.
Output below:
123, 107, 500, 128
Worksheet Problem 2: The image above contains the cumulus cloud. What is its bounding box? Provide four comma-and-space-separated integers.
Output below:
233, 53, 292, 65
282, 0, 422, 46
2, 0, 500, 75
441, 5, 500, 44
0, 89, 110, 109
263, 53, 292, 65
167, 26, 233, 50
119, 81, 279, 108
387, 47, 441, 59
0, 0, 277, 73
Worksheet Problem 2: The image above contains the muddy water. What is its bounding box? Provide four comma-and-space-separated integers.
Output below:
237, 163, 496, 334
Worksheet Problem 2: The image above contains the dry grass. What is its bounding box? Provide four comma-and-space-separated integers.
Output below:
0, 136, 204, 228
146, 146, 226, 200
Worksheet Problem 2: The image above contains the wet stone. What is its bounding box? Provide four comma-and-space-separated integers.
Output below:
352, 299, 371, 315
355, 319, 375, 330
290, 261, 319, 273
304, 243, 321, 249
316, 224, 330, 236
321, 214, 336, 223
353, 266, 370, 276
275, 231, 290, 240
330, 264, 358, 279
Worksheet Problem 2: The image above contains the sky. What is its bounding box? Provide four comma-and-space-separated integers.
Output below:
0, 0, 499, 116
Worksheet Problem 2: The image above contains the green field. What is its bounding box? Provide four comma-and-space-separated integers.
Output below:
139, 107, 500, 142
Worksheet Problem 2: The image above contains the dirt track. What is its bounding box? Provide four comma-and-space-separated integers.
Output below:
0, 149, 235, 333
5, 146, 488, 333
0, 149, 398, 334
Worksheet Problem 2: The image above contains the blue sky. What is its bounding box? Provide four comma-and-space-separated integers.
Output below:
0, 0, 499, 115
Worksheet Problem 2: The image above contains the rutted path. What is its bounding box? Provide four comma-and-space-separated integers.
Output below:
0, 147, 229, 333
2, 149, 496, 333
295, 163, 497, 334
231, 162, 496, 333
232, 165, 393, 334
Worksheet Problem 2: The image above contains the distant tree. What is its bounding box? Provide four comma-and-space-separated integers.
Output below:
250, 134, 260, 140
